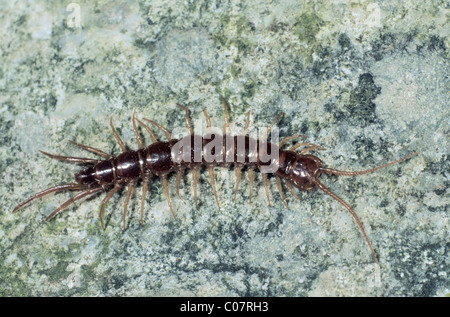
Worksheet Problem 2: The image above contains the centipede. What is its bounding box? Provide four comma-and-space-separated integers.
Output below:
12, 99, 418, 267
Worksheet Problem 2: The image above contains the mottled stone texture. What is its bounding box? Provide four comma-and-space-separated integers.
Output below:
0, 0, 448, 296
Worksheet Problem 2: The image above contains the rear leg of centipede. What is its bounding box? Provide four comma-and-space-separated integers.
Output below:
44, 186, 104, 223
13, 144, 105, 214
12, 183, 91, 214
39, 150, 100, 164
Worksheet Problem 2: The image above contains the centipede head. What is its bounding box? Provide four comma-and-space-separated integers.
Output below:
290, 154, 324, 190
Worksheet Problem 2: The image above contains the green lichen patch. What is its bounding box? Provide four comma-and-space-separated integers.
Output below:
344, 73, 381, 126
294, 12, 324, 46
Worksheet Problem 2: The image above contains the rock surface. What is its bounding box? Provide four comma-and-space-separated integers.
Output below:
0, 0, 448, 296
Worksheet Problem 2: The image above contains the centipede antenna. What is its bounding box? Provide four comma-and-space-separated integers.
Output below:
136, 118, 158, 143
175, 169, 184, 200
12, 183, 89, 214
69, 140, 111, 159
192, 168, 199, 209
222, 99, 230, 135
122, 182, 136, 230
207, 167, 220, 208
248, 169, 255, 204
320, 152, 419, 176
140, 178, 150, 225
161, 176, 176, 219
312, 178, 380, 267
110, 117, 127, 152
132, 111, 144, 149
176, 103, 193, 135
289, 142, 326, 152
39, 150, 100, 164
276, 176, 289, 209
286, 180, 301, 201
260, 112, 284, 140
99, 181, 123, 230
142, 118, 172, 141
262, 173, 272, 206
44, 187, 103, 223
234, 166, 242, 201
278, 135, 308, 148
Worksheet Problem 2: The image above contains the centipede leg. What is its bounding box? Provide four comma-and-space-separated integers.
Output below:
69, 140, 111, 159
110, 117, 127, 152
260, 113, 284, 140
122, 182, 136, 230
243, 111, 251, 135
175, 169, 184, 200
289, 142, 325, 153
136, 118, 158, 143
222, 98, 230, 135
142, 118, 172, 140
161, 176, 176, 219
99, 181, 124, 230
286, 180, 301, 201
177, 103, 194, 135
140, 178, 150, 224
207, 167, 220, 208
278, 135, 308, 148
262, 173, 272, 207
300, 145, 326, 155
132, 111, 144, 149
276, 176, 289, 209
233, 166, 242, 201
248, 168, 255, 205
192, 168, 199, 209
40, 150, 99, 164
44, 186, 104, 223
175, 104, 191, 202
12, 183, 90, 214
202, 108, 212, 130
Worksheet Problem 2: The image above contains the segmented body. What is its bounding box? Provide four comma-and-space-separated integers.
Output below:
76, 136, 317, 190
12, 101, 418, 267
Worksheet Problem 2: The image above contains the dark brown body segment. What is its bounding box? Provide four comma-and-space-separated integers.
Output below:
145, 142, 174, 176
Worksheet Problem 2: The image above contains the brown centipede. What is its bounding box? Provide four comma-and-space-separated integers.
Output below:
12, 99, 418, 267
